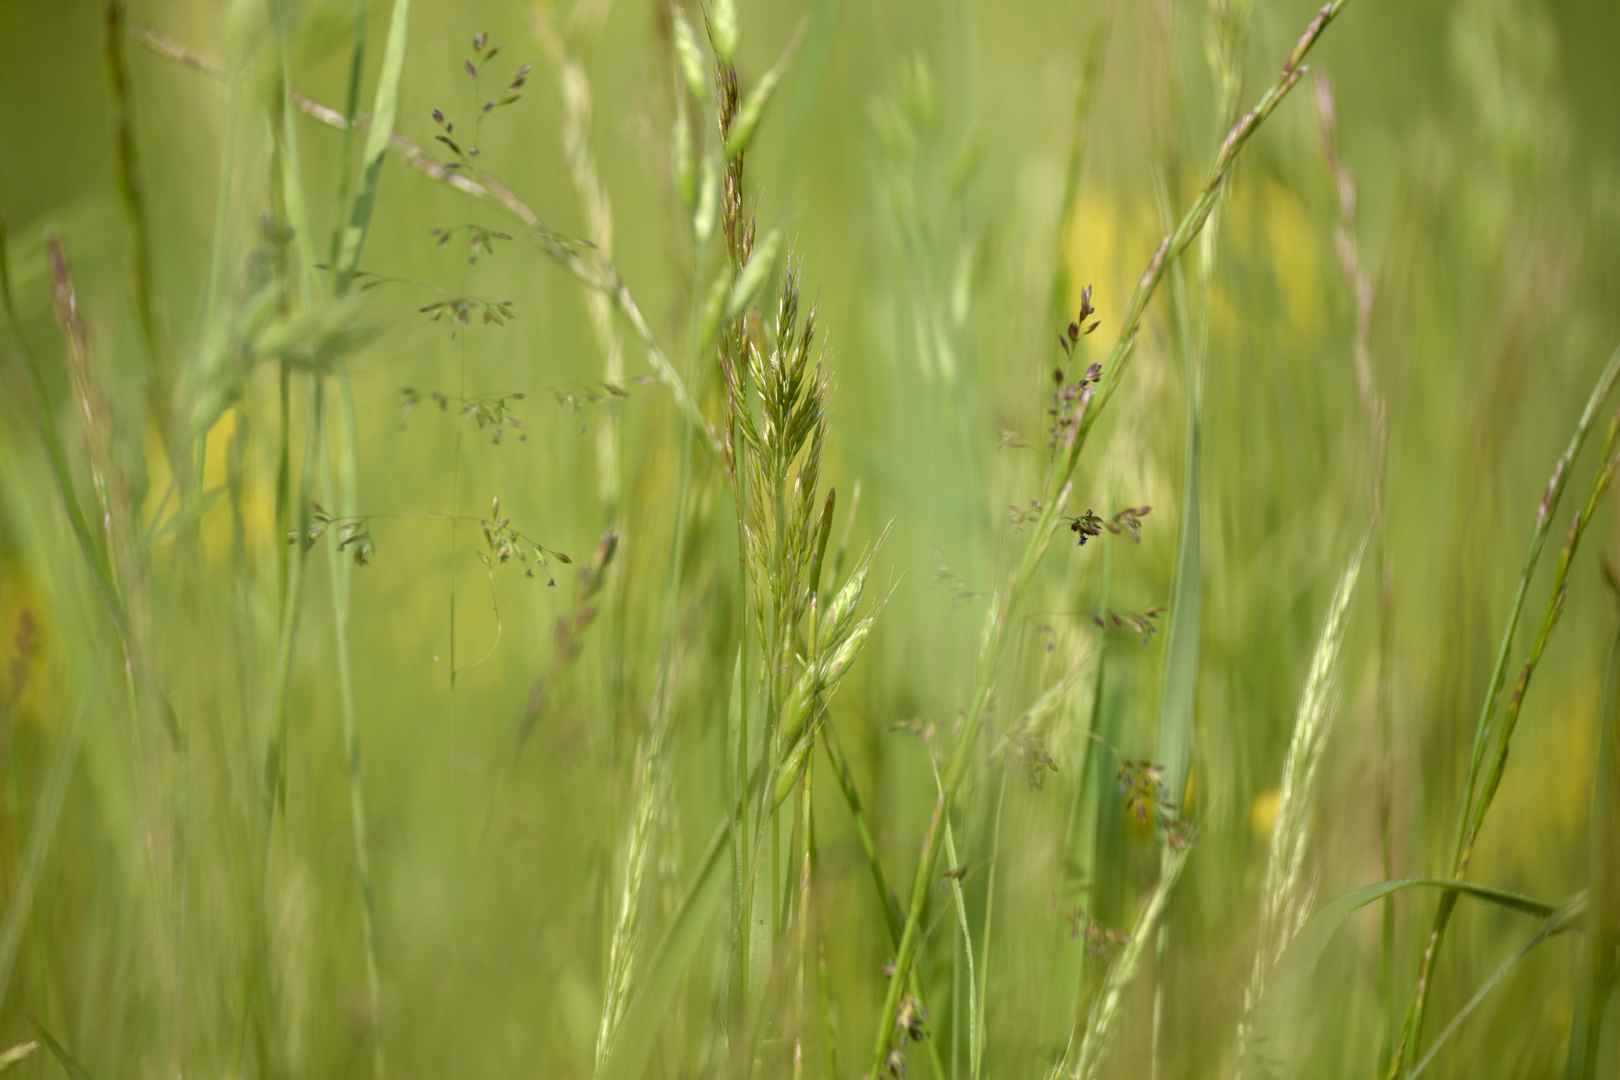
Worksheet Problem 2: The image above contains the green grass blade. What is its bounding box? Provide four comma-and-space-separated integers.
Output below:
1250, 878, 1562, 1077
26, 1019, 95, 1080
1409, 893, 1588, 1080
333, 0, 412, 291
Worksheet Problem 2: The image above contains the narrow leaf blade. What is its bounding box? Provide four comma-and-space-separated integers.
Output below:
1250, 878, 1561, 1076
27, 1019, 94, 1080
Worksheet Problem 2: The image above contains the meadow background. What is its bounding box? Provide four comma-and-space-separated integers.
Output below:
2, 0, 1620, 1077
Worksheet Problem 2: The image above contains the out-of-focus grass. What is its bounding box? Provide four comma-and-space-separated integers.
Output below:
2, 1, 1620, 1078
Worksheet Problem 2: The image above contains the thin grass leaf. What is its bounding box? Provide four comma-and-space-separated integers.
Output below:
333, 0, 413, 291
1409, 893, 1588, 1080
1250, 878, 1561, 1078
26, 1019, 95, 1080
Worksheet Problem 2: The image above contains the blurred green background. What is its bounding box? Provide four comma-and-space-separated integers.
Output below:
3, 0, 1620, 1077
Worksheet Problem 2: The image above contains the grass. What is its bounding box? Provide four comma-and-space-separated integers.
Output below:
3, 0, 1620, 1078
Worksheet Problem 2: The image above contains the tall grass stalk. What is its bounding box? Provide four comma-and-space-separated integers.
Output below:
869, 6, 1355, 1072
1407, 892, 1588, 1080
